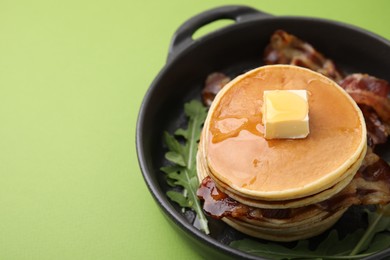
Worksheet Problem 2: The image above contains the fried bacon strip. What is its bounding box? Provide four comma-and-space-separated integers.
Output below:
201, 72, 231, 107
263, 30, 343, 82
340, 73, 390, 97
359, 105, 388, 148
354, 149, 390, 205
340, 74, 390, 123
197, 149, 390, 221
340, 74, 390, 148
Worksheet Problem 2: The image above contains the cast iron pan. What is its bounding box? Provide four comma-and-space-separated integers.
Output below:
136, 5, 390, 259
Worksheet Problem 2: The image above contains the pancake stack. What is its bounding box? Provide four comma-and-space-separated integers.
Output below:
196, 65, 367, 241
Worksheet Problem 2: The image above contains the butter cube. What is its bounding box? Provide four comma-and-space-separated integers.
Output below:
263, 90, 309, 139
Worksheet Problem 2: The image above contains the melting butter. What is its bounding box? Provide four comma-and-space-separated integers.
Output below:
263, 90, 309, 139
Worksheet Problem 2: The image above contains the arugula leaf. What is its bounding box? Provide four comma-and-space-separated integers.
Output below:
161, 100, 209, 234
349, 204, 390, 255
230, 230, 371, 259
365, 233, 390, 254
315, 229, 365, 256
230, 206, 390, 259
230, 239, 316, 259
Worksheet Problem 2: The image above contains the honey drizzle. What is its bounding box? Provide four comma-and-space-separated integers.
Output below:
210, 115, 263, 143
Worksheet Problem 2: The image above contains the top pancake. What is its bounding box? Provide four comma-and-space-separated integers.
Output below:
204, 65, 366, 200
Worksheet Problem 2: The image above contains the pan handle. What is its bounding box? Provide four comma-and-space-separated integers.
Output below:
167, 5, 271, 62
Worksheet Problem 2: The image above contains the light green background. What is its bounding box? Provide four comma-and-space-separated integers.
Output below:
0, 1, 389, 259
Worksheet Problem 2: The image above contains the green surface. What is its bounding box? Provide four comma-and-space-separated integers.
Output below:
0, 0, 389, 259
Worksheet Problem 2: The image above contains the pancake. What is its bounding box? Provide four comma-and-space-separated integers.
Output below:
198, 152, 360, 209
222, 208, 348, 242
203, 65, 367, 200
196, 65, 369, 241
198, 136, 366, 208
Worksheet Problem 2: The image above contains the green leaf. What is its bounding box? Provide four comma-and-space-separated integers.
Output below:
231, 205, 390, 260
230, 228, 376, 259
181, 100, 207, 172
185, 100, 208, 119
165, 151, 186, 166
367, 207, 390, 233
349, 205, 390, 255
161, 165, 183, 187
231, 238, 329, 259
189, 176, 199, 192
160, 100, 209, 234
316, 229, 365, 256
160, 165, 181, 174
166, 178, 176, 187
174, 128, 188, 139
314, 230, 340, 255
230, 239, 292, 259
365, 233, 390, 254
167, 190, 191, 208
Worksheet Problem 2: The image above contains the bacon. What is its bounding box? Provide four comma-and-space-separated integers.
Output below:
197, 175, 244, 219
340, 74, 390, 123
197, 150, 390, 221
340, 74, 390, 97
345, 90, 390, 126
339, 74, 390, 148
201, 72, 231, 107
263, 30, 343, 82
359, 105, 388, 148
197, 176, 295, 220
354, 149, 390, 205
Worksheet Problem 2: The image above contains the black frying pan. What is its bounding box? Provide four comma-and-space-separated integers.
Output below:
136, 5, 390, 259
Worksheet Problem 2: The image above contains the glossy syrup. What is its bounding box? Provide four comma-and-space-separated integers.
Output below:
206, 66, 364, 192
